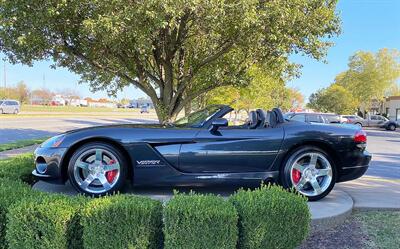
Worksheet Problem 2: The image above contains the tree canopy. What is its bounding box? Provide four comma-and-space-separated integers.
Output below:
308, 48, 400, 114
307, 84, 358, 114
335, 48, 400, 108
205, 66, 304, 112
0, 0, 340, 123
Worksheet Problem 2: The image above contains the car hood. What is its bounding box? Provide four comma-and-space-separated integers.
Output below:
64, 123, 168, 134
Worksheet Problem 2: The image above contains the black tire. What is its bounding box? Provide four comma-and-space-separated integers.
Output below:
355, 122, 362, 128
68, 142, 127, 196
388, 124, 396, 131
13, 109, 19, 114
280, 146, 337, 201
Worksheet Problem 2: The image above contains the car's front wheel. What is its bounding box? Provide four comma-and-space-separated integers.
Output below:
280, 146, 336, 201
68, 142, 127, 196
387, 124, 396, 131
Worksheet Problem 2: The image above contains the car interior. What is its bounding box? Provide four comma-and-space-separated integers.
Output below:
224, 108, 284, 129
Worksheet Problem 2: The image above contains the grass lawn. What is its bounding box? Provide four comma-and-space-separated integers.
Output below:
355, 211, 400, 249
0, 138, 48, 152
300, 211, 400, 249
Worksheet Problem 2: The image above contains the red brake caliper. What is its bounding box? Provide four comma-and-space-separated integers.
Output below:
292, 169, 301, 184
105, 160, 118, 183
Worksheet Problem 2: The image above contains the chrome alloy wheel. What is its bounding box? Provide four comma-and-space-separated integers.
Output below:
289, 152, 333, 197
73, 148, 121, 194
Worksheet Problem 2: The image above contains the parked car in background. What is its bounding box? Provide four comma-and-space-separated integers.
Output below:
341, 114, 399, 131
361, 114, 399, 131
284, 112, 347, 124
0, 100, 20, 114
321, 113, 348, 124
140, 105, 149, 113
341, 115, 365, 127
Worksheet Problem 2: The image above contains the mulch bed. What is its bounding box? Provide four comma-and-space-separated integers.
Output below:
299, 216, 371, 249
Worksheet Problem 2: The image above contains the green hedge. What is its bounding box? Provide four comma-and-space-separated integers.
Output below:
0, 153, 312, 249
6, 194, 86, 249
0, 153, 35, 184
163, 193, 238, 249
230, 185, 311, 249
81, 194, 162, 249
0, 178, 37, 249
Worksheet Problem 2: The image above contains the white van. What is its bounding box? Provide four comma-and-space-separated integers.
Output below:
0, 100, 20, 114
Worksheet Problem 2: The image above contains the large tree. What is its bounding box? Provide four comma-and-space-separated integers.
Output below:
307, 84, 358, 114
335, 48, 400, 109
205, 66, 291, 113
0, 0, 340, 123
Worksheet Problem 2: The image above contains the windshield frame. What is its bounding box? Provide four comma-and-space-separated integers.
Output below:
173, 105, 230, 128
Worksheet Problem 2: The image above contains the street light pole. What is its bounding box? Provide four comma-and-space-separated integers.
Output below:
3, 62, 6, 98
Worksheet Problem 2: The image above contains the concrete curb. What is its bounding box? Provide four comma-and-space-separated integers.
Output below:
336, 176, 400, 211
308, 189, 353, 232
0, 144, 39, 160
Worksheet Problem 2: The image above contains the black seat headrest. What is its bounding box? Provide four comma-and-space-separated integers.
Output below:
248, 111, 259, 129
269, 111, 278, 127
256, 109, 266, 128
272, 108, 284, 123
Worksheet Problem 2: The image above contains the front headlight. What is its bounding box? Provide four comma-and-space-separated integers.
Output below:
41, 134, 66, 148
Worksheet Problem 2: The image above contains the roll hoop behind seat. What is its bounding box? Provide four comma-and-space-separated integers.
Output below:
272, 108, 285, 123
248, 111, 259, 129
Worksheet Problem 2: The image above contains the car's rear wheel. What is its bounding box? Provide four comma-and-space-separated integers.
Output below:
388, 124, 396, 131
355, 122, 362, 128
280, 146, 336, 201
13, 109, 18, 114
68, 142, 127, 196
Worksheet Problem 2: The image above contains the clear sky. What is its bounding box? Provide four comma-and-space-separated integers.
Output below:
1, 0, 399, 101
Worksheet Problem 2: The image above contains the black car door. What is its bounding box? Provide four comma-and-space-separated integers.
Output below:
178, 126, 284, 173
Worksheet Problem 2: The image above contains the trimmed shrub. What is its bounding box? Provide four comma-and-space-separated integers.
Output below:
0, 153, 35, 184
6, 193, 86, 249
163, 193, 238, 249
230, 185, 311, 249
0, 178, 36, 249
81, 194, 162, 249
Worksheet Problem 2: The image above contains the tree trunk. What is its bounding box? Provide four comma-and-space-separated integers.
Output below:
152, 98, 182, 124
184, 101, 191, 116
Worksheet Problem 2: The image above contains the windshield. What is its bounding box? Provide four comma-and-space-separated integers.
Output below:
283, 113, 295, 121
174, 105, 224, 127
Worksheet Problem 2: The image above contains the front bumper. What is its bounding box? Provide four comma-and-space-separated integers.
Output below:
32, 146, 68, 184
337, 150, 372, 182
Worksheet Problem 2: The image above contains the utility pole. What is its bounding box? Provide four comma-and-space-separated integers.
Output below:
42, 73, 46, 89
3, 62, 6, 98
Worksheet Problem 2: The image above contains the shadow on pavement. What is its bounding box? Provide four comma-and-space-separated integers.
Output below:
0, 128, 57, 144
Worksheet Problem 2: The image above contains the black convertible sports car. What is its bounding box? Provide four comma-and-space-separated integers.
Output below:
33, 105, 371, 201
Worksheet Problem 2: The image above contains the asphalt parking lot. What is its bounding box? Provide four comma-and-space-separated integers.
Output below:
364, 129, 400, 179
0, 116, 157, 144
0, 116, 399, 179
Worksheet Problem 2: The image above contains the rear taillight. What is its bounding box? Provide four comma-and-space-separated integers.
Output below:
354, 130, 367, 143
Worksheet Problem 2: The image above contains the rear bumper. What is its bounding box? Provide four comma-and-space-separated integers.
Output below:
337, 150, 372, 182
32, 146, 67, 184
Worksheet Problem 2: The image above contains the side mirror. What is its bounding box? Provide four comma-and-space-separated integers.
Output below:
209, 118, 228, 132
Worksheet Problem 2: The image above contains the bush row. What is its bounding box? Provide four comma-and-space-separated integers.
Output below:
0, 184, 310, 249
0, 153, 36, 184
0, 154, 311, 249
